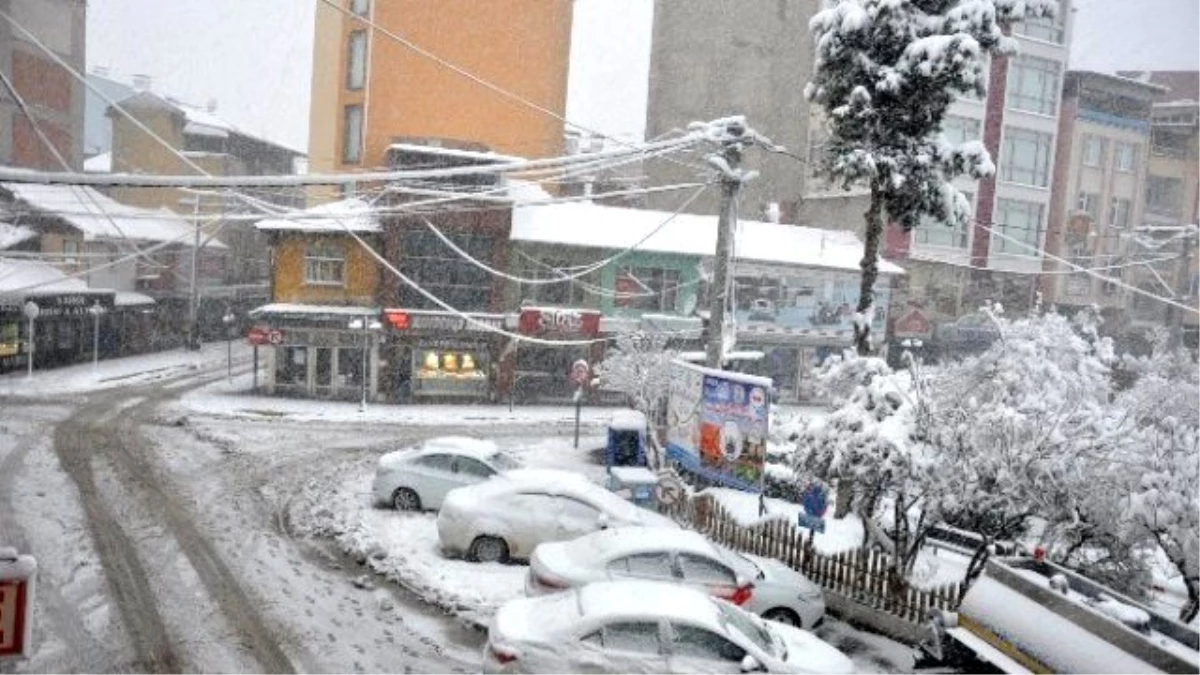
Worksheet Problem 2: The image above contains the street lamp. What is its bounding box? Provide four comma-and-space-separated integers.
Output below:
222, 309, 236, 382
348, 315, 382, 412
89, 301, 107, 374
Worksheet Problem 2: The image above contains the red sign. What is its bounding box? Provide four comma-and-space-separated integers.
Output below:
519, 308, 601, 336
892, 308, 934, 340
247, 327, 270, 345
0, 550, 36, 658
384, 310, 411, 330
570, 360, 590, 386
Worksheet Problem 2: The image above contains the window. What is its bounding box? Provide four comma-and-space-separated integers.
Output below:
457, 458, 494, 478
346, 31, 366, 90
1146, 176, 1183, 217
1114, 142, 1138, 172
669, 624, 746, 662
343, 104, 363, 164
1109, 198, 1132, 228
1013, 4, 1065, 43
1077, 192, 1101, 223
1082, 136, 1106, 167
338, 346, 364, 388
304, 242, 345, 285
557, 496, 601, 526
614, 266, 681, 312
63, 239, 79, 264
914, 192, 973, 248
349, 0, 369, 15
601, 622, 662, 654
676, 554, 737, 585
416, 454, 454, 471
608, 553, 675, 579
521, 257, 591, 306
277, 346, 308, 385
399, 230, 495, 311
941, 116, 981, 146
1007, 55, 1060, 116
992, 199, 1044, 255
1000, 127, 1053, 187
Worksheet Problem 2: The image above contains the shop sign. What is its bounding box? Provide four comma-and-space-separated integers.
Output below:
519, 308, 601, 336
892, 307, 933, 340
21, 294, 114, 318
384, 311, 503, 333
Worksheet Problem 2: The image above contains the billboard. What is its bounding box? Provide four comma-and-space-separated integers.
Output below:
731, 268, 890, 336
666, 361, 772, 492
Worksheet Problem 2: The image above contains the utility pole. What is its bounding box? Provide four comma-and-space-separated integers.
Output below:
188, 195, 201, 351
705, 119, 763, 369
1166, 226, 1198, 349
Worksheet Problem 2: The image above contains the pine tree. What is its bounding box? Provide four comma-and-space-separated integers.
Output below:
806, 0, 1055, 354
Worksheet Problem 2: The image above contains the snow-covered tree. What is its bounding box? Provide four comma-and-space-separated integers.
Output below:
594, 331, 678, 432
806, 0, 1054, 354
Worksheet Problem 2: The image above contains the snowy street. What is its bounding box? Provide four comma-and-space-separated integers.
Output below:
0, 350, 921, 673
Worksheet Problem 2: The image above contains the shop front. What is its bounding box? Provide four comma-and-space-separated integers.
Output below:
381, 309, 504, 403
0, 291, 118, 374
504, 307, 605, 404
250, 304, 382, 402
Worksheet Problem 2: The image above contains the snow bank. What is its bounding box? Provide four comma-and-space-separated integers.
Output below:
700, 487, 864, 555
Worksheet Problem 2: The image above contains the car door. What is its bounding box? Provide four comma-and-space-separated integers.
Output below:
554, 496, 604, 541
453, 457, 494, 488
675, 553, 743, 603
606, 552, 677, 584
411, 454, 458, 507
570, 621, 669, 674
665, 622, 748, 674
505, 492, 561, 558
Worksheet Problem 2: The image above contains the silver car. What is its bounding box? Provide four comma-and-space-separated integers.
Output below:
527, 527, 825, 628
371, 436, 520, 512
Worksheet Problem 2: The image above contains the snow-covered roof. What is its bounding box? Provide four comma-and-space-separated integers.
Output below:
114, 291, 155, 307
378, 436, 503, 469
610, 409, 647, 431
83, 152, 111, 173
0, 222, 35, 249
388, 143, 524, 166
1, 177, 223, 247
0, 259, 113, 299
249, 303, 379, 317
254, 198, 380, 233
511, 200, 904, 275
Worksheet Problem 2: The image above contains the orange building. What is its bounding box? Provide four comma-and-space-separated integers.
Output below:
307, 0, 573, 182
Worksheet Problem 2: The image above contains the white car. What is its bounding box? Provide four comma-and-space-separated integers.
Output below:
527, 527, 825, 628
437, 469, 677, 563
371, 436, 520, 512
483, 580, 854, 674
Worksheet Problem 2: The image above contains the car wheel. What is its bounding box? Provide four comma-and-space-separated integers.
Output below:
468, 536, 509, 563
763, 608, 802, 628
392, 488, 421, 512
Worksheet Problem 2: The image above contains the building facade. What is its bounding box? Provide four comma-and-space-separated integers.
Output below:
307, 0, 572, 191
1040, 71, 1164, 321
642, 0, 820, 222
0, 0, 86, 171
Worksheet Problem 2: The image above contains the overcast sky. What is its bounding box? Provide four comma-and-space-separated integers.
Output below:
85, 0, 1198, 156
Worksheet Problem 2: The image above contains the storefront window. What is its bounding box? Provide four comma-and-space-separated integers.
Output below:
277, 346, 308, 385
412, 342, 489, 397
0, 319, 18, 357
338, 347, 364, 388
614, 266, 681, 312
315, 348, 333, 387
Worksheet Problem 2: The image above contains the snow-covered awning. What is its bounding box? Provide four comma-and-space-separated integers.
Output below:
511, 200, 904, 275
0, 259, 115, 301
254, 198, 380, 233
114, 291, 155, 307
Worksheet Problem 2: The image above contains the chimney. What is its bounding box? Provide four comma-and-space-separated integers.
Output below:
206, 98, 218, 113
132, 74, 152, 91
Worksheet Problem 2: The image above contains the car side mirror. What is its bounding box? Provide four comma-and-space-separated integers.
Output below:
740, 654, 763, 673
596, 513, 610, 530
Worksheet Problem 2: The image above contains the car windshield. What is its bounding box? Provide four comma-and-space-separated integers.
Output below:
714, 599, 776, 657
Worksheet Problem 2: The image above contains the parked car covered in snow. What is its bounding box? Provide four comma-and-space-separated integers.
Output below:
483, 579, 853, 674
371, 436, 520, 512
526, 527, 826, 628
437, 469, 676, 563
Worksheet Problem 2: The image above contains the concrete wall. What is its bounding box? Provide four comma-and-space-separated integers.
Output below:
643, 0, 820, 220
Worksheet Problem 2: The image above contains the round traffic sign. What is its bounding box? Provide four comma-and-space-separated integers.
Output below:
266, 329, 283, 345
655, 476, 684, 506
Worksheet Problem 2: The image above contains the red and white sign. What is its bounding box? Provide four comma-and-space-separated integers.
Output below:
384, 310, 411, 330
0, 549, 36, 658
570, 359, 590, 387
247, 327, 270, 345
519, 308, 601, 336
892, 308, 934, 340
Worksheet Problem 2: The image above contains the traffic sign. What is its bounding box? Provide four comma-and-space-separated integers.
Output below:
247, 327, 269, 345
570, 359, 590, 387
655, 475, 685, 506
266, 329, 283, 345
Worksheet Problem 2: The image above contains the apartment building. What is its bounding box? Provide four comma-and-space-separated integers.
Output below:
1040, 71, 1164, 321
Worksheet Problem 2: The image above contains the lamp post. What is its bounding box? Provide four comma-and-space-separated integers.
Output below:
179, 194, 202, 351
349, 315, 382, 412
89, 301, 106, 374
22, 301, 38, 379
222, 309, 236, 382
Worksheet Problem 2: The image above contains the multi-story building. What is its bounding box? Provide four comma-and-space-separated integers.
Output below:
1040, 71, 1164, 323
307, 0, 572, 187
884, 2, 1074, 330
0, 0, 86, 171
642, 0, 820, 222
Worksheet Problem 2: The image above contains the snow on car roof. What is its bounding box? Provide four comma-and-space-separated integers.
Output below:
417, 436, 500, 459
609, 410, 646, 431
577, 580, 723, 626
568, 527, 719, 562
